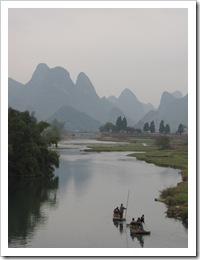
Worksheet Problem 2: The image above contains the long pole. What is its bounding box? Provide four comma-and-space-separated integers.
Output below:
125, 190, 130, 248
125, 189, 130, 220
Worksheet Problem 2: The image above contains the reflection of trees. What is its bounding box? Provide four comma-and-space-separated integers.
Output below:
8, 176, 59, 247
57, 155, 92, 197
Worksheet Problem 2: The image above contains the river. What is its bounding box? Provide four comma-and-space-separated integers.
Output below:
8, 140, 188, 249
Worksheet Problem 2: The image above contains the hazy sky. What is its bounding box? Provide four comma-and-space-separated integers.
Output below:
8, 7, 188, 107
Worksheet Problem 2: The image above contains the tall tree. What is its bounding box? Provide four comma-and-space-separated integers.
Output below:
165, 124, 171, 134
159, 120, 165, 134
143, 122, 149, 132
116, 116, 123, 131
149, 120, 155, 133
177, 123, 184, 135
122, 117, 127, 131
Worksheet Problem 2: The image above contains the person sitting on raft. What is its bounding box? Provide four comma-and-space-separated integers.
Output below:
113, 207, 120, 217
130, 218, 136, 225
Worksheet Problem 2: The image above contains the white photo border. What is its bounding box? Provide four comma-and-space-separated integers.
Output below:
1, 0, 196, 257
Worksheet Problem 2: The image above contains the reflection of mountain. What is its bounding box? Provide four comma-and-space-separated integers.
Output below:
8, 177, 59, 247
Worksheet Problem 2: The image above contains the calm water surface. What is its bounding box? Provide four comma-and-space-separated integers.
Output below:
9, 140, 188, 248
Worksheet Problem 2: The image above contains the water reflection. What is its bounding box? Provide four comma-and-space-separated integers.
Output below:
8, 177, 59, 247
8, 144, 187, 248
55, 151, 93, 198
113, 220, 145, 248
113, 221, 125, 234
130, 234, 144, 248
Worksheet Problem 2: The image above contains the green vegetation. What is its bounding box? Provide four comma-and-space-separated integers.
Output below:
8, 107, 60, 178
177, 123, 184, 135
133, 148, 187, 169
143, 122, 150, 132
133, 146, 188, 224
159, 120, 165, 134
87, 133, 188, 224
143, 120, 171, 134
100, 116, 141, 134
155, 135, 171, 149
42, 119, 65, 147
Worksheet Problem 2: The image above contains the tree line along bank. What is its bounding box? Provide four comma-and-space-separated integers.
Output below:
100, 116, 186, 135
8, 108, 186, 179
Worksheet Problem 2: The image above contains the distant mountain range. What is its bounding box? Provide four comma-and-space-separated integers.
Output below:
8, 63, 188, 132
134, 91, 188, 132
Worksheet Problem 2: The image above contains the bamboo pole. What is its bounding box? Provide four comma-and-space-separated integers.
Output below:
125, 189, 130, 220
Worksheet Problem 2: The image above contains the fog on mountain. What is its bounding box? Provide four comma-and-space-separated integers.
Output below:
8, 63, 188, 132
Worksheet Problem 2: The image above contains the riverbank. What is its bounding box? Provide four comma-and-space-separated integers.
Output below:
85, 133, 188, 225
130, 147, 188, 225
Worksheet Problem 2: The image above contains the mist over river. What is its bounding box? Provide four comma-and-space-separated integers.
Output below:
8, 140, 187, 248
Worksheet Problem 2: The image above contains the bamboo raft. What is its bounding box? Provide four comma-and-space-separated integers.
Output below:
113, 213, 126, 222
129, 222, 151, 235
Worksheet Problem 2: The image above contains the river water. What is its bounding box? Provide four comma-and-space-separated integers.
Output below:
8, 140, 188, 249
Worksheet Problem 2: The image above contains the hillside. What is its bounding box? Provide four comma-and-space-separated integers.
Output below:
47, 105, 102, 132
8, 63, 187, 132
134, 92, 188, 132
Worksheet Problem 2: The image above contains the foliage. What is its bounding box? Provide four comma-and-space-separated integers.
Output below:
155, 135, 171, 149
143, 122, 149, 132
116, 116, 127, 131
177, 123, 184, 135
122, 117, 127, 130
37, 121, 51, 133
42, 126, 60, 147
165, 124, 170, 134
143, 120, 171, 134
100, 116, 131, 133
99, 122, 116, 132
41, 119, 65, 147
149, 121, 155, 133
126, 127, 141, 134
160, 181, 188, 223
8, 107, 59, 178
159, 120, 165, 134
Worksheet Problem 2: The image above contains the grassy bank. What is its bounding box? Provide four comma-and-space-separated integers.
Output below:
86, 134, 188, 225
131, 147, 188, 225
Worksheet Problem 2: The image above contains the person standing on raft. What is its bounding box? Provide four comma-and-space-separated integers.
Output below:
119, 203, 126, 219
